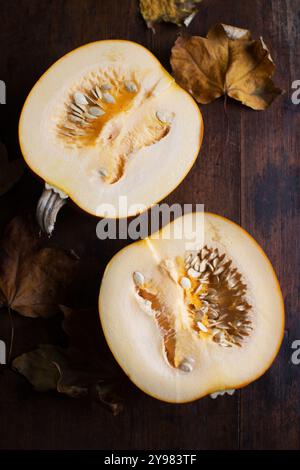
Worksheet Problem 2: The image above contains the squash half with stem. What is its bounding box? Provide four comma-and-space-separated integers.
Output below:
19, 40, 203, 234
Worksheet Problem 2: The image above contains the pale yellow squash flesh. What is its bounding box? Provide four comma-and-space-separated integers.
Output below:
19, 40, 203, 218
99, 213, 284, 403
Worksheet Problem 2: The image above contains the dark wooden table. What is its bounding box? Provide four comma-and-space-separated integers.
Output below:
0, 0, 299, 450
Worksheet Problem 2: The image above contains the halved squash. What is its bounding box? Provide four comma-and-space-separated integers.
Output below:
99, 212, 284, 403
19, 40, 203, 231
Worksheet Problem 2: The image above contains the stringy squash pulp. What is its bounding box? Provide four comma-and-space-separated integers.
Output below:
99, 213, 284, 403
19, 40, 203, 218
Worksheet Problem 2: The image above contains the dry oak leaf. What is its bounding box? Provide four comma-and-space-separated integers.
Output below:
0, 141, 24, 196
13, 345, 123, 415
0, 215, 79, 317
12, 305, 124, 415
170, 23, 283, 109
139, 0, 202, 30
12, 345, 63, 392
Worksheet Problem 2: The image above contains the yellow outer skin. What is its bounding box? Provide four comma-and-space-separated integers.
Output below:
99, 212, 285, 403
18, 40, 204, 219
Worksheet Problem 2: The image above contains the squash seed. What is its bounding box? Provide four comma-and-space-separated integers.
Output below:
199, 259, 207, 272
89, 106, 105, 117
101, 83, 112, 91
194, 283, 204, 294
133, 271, 145, 286
187, 267, 200, 278
190, 255, 199, 267
200, 247, 209, 259
70, 115, 85, 123
197, 321, 208, 333
70, 104, 84, 115
91, 85, 102, 100
214, 266, 225, 276
180, 277, 191, 289
125, 81, 138, 92
156, 110, 174, 124
194, 261, 200, 271
102, 92, 115, 103
179, 357, 194, 373
74, 92, 88, 106
85, 113, 97, 120
185, 253, 193, 264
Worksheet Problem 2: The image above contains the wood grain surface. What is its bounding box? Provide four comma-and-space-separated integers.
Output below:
0, 0, 299, 450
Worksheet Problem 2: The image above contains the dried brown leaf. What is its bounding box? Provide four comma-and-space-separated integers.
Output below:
139, 0, 202, 30
12, 345, 64, 391
12, 307, 124, 415
0, 215, 79, 317
170, 23, 283, 109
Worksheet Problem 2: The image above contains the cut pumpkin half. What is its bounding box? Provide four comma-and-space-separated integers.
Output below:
19, 40, 203, 232
99, 212, 284, 403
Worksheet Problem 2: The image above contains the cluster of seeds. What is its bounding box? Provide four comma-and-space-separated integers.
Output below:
57, 80, 138, 142
181, 246, 252, 347
57, 78, 174, 184
132, 247, 252, 373
132, 246, 252, 372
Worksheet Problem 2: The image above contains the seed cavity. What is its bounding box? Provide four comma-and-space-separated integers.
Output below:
133, 246, 252, 374
184, 246, 252, 347
178, 246, 252, 346
134, 283, 176, 369
57, 76, 173, 186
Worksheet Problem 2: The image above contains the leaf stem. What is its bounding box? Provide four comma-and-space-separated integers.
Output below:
223, 93, 230, 149
216, 94, 230, 166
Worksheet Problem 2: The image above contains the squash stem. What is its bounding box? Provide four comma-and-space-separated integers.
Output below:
36, 187, 67, 236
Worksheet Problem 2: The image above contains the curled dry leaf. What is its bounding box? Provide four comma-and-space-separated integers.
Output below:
0, 215, 79, 317
12, 306, 124, 415
170, 23, 283, 109
0, 141, 24, 196
139, 0, 202, 30
12, 345, 64, 392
